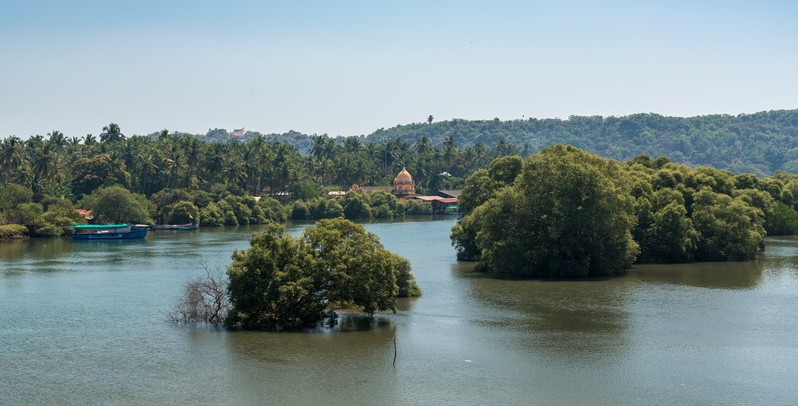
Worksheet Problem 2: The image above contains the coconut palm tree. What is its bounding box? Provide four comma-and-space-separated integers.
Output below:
100, 123, 124, 143
0, 136, 28, 184
30, 143, 60, 195
47, 130, 66, 151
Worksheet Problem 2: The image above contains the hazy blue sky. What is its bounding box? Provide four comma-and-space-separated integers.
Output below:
2, 0, 796, 139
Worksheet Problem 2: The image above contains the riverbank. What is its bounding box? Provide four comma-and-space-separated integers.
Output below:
0, 224, 28, 240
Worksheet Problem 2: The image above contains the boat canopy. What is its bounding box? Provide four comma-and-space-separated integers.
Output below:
71, 224, 129, 229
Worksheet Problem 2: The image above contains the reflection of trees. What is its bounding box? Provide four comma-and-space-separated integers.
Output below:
225, 312, 396, 360
455, 264, 632, 360
758, 236, 798, 277
632, 261, 763, 289
331, 312, 393, 332
0, 238, 72, 274
224, 316, 399, 403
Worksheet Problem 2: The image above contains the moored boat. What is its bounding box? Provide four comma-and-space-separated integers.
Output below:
70, 224, 149, 240
153, 221, 199, 231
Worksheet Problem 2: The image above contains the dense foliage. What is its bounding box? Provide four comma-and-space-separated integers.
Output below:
225, 219, 420, 330
198, 110, 798, 176
452, 145, 796, 277
362, 110, 798, 176
453, 146, 638, 277
80, 185, 153, 224
3, 113, 798, 242
0, 123, 456, 236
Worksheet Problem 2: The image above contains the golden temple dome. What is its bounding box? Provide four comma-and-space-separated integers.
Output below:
394, 167, 413, 184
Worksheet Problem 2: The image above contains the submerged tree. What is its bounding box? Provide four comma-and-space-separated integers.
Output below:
225, 219, 420, 330
169, 261, 229, 327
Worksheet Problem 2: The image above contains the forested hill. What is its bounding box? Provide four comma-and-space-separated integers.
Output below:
363, 110, 798, 176
230, 109, 798, 176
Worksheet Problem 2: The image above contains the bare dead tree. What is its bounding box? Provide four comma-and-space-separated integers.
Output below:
169, 259, 230, 327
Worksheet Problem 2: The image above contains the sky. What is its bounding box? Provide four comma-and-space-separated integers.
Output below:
1, 0, 797, 139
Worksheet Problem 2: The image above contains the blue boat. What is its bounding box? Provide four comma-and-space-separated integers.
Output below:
70, 224, 149, 240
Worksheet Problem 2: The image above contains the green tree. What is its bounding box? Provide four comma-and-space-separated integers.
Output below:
691, 189, 765, 261
71, 154, 131, 198
80, 185, 152, 224
765, 201, 798, 235
342, 191, 372, 219
487, 155, 523, 185
167, 201, 199, 224
34, 199, 84, 237
200, 202, 225, 226
226, 223, 320, 330
226, 219, 419, 330
0, 183, 33, 212
290, 180, 321, 201
454, 145, 639, 277
257, 197, 287, 223
100, 122, 124, 143
6, 202, 43, 226
302, 219, 403, 314
0, 136, 29, 185
638, 202, 698, 263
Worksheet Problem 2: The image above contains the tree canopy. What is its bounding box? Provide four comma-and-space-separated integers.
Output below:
80, 185, 152, 224
4, 116, 798, 244
226, 219, 420, 330
454, 146, 638, 277
453, 145, 774, 277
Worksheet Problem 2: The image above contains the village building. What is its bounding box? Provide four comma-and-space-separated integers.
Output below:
391, 167, 416, 198
351, 167, 461, 214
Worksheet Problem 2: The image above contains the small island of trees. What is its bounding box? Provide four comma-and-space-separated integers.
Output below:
171, 218, 421, 330
451, 145, 787, 277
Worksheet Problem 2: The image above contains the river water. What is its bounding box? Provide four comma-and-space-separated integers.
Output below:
1, 218, 797, 405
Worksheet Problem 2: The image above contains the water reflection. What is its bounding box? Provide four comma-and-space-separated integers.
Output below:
632, 260, 763, 289
2, 220, 798, 404
223, 314, 400, 404
452, 263, 632, 361
0, 238, 70, 262
332, 312, 393, 332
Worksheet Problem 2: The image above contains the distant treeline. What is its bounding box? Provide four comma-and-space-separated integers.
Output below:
3, 110, 798, 240
0, 122, 472, 238
205, 109, 798, 176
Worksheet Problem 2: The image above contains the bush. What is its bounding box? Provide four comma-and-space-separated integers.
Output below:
343, 194, 371, 219
200, 203, 224, 226
33, 223, 63, 238
0, 224, 28, 239
167, 201, 199, 224
765, 201, 798, 235
289, 201, 310, 220
406, 200, 433, 215
257, 197, 286, 223
224, 210, 238, 226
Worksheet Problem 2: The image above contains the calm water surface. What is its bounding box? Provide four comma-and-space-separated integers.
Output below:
1, 218, 797, 405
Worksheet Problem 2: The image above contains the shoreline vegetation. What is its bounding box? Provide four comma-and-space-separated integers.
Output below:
4, 114, 798, 330
3, 113, 798, 266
